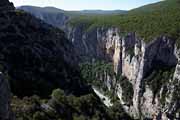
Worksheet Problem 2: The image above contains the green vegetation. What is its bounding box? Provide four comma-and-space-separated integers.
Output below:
126, 47, 134, 60
11, 95, 45, 120
51, 89, 111, 120
15, 10, 26, 15
0, 10, 89, 98
172, 77, 180, 103
80, 61, 114, 90
144, 67, 175, 104
69, 0, 180, 44
12, 88, 132, 120
80, 61, 134, 104
117, 75, 134, 105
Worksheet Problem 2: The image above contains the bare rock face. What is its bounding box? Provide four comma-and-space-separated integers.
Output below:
67, 25, 179, 119
0, 74, 12, 120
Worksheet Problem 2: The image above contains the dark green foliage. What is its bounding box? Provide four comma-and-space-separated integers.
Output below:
144, 67, 175, 104
172, 78, 180, 103
80, 61, 134, 104
0, 10, 89, 97
80, 61, 114, 90
12, 88, 132, 120
11, 95, 46, 120
50, 89, 111, 120
130, 0, 180, 14
50, 88, 132, 120
69, 0, 180, 44
33, 112, 48, 120
108, 102, 132, 120
126, 47, 134, 60
117, 75, 134, 105
145, 68, 174, 95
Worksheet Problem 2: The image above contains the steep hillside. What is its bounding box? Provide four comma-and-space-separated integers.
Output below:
17, 6, 69, 29
0, 0, 89, 97
18, 6, 127, 29
130, 0, 180, 13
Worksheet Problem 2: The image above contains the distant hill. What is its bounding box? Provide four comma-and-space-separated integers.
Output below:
75, 10, 127, 15
17, 6, 69, 29
130, 0, 180, 13
18, 6, 127, 29
18, 6, 127, 15
69, 0, 180, 44
18, 0, 180, 44
17, 6, 65, 13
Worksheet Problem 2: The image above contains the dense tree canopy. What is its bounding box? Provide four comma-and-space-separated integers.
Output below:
69, 0, 180, 45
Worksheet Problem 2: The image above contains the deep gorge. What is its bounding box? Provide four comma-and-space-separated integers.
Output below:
0, 0, 180, 120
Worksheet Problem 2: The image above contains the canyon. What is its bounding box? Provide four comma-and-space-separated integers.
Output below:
20, 5, 180, 119
0, 0, 179, 119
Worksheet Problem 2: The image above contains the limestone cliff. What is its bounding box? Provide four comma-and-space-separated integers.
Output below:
67, 26, 180, 119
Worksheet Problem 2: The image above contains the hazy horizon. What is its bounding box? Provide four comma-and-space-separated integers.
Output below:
10, 0, 163, 11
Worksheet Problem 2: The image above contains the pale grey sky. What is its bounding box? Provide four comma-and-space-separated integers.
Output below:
9, 0, 163, 10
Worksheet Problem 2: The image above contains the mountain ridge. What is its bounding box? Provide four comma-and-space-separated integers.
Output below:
18, 5, 127, 15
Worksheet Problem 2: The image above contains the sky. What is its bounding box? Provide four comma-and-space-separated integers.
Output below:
9, 0, 163, 11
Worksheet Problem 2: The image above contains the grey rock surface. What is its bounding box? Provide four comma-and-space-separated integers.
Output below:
68, 26, 179, 119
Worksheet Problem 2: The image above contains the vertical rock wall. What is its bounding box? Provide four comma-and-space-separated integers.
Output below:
68, 26, 179, 119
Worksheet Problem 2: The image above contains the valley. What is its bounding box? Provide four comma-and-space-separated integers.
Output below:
0, 0, 180, 120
